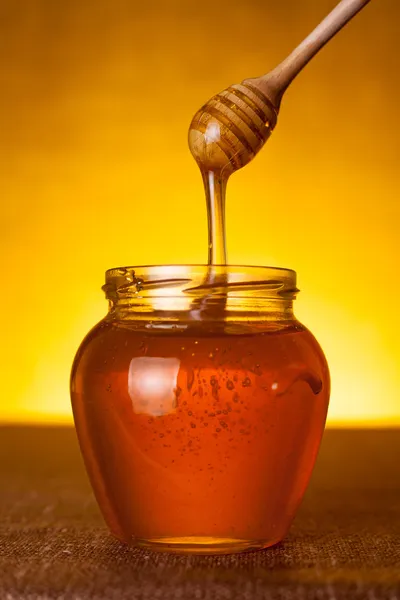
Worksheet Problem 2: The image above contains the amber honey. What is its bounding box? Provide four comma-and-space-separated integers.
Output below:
71, 270, 329, 555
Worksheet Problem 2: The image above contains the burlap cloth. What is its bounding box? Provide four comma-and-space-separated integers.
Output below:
0, 427, 399, 599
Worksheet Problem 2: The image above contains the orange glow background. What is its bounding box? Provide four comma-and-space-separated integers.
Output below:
1, 0, 398, 425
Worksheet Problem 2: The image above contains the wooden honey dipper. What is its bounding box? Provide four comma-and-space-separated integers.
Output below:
189, 0, 371, 177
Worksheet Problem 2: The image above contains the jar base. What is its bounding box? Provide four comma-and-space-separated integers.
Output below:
129, 536, 282, 555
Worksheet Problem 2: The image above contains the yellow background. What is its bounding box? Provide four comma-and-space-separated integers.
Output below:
1, 0, 398, 425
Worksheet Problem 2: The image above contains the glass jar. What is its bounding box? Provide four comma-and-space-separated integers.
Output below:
71, 265, 330, 554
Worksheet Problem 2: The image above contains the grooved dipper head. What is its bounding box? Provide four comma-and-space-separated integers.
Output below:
189, 80, 279, 176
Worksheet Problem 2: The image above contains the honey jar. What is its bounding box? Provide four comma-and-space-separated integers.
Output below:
71, 264, 330, 554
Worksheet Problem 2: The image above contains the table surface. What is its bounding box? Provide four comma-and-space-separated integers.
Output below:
0, 427, 399, 600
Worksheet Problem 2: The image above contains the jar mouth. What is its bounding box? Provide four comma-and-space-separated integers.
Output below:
103, 264, 298, 302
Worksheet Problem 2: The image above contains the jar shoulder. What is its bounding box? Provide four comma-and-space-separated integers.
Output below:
71, 317, 328, 376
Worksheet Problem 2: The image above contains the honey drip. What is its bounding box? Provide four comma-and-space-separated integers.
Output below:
202, 169, 227, 265
188, 82, 276, 266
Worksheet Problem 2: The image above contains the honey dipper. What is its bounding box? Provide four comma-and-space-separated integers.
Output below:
189, 0, 371, 175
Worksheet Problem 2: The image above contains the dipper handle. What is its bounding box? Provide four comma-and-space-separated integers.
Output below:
249, 0, 372, 106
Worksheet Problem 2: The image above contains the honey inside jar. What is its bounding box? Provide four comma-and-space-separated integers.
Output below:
71, 265, 329, 554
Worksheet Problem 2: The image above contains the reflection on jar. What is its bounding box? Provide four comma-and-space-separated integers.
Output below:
128, 357, 181, 417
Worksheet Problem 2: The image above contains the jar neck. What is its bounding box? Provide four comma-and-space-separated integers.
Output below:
102, 265, 298, 323
107, 295, 295, 322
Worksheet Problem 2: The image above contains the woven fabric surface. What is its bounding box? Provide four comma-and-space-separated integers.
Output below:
0, 427, 399, 600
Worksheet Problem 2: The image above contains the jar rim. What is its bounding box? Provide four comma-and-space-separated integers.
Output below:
103, 264, 298, 301
105, 263, 296, 277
